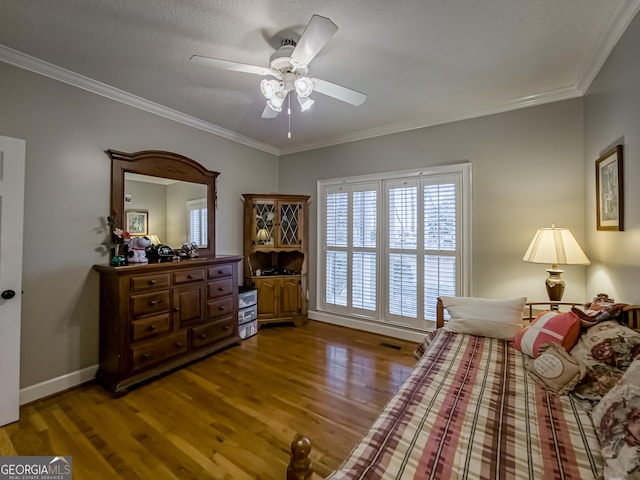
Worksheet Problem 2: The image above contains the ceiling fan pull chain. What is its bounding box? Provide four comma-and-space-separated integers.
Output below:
288, 94, 292, 139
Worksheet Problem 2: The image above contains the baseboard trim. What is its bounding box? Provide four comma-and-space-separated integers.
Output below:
20, 365, 98, 405
309, 310, 432, 343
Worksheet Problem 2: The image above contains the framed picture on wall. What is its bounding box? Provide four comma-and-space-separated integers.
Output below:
596, 145, 624, 231
126, 210, 148, 236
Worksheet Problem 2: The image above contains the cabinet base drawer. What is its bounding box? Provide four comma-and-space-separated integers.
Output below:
192, 317, 235, 348
131, 332, 188, 371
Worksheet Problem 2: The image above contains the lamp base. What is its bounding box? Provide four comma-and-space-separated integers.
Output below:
545, 268, 565, 302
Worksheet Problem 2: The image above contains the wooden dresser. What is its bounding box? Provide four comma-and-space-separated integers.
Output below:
93, 256, 242, 395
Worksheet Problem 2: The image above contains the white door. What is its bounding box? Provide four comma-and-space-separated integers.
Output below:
0, 136, 26, 426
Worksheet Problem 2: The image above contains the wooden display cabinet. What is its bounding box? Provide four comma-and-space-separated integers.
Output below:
242, 194, 310, 327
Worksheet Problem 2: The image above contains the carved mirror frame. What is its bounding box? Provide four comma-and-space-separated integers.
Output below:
108, 149, 219, 258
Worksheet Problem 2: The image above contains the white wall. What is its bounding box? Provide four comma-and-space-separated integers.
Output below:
280, 99, 587, 311
0, 61, 279, 389
583, 11, 640, 303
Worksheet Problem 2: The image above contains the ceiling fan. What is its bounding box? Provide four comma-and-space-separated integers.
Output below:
190, 14, 367, 122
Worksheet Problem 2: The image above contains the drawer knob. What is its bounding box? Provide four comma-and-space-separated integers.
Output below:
218, 270, 224, 275
147, 325, 157, 331
187, 274, 194, 279
174, 307, 181, 312
218, 287, 225, 292
199, 333, 207, 339
218, 306, 225, 311
149, 300, 158, 306
148, 280, 157, 285
175, 342, 183, 348
141, 353, 150, 360
223, 325, 231, 330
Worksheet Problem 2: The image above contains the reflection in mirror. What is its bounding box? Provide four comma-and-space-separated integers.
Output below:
125, 173, 208, 248
108, 149, 218, 258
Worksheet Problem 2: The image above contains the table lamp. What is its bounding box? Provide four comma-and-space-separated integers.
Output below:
522, 225, 590, 301
256, 228, 270, 244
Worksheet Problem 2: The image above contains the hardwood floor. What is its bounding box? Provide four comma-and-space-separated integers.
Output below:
0, 321, 419, 479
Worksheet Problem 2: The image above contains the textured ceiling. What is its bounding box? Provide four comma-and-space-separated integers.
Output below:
1, 1, 639, 154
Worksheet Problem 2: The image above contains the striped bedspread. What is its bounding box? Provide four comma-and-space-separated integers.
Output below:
326, 331, 603, 480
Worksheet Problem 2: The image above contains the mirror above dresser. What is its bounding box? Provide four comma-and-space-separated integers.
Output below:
108, 149, 218, 257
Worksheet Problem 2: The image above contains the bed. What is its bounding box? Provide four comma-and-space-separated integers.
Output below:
286, 298, 640, 480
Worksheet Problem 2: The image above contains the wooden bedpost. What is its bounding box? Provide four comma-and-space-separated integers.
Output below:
436, 297, 445, 329
287, 434, 313, 480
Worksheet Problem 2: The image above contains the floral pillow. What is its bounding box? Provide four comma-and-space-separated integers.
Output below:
569, 320, 640, 401
592, 358, 640, 479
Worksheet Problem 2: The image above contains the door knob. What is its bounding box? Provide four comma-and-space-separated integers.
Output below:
1, 290, 16, 300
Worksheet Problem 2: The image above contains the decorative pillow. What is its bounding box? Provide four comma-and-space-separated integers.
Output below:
512, 310, 580, 357
569, 320, 640, 401
591, 358, 640, 479
526, 342, 585, 395
571, 302, 627, 328
440, 296, 527, 341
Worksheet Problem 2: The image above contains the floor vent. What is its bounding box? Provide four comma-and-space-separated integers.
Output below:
380, 342, 401, 350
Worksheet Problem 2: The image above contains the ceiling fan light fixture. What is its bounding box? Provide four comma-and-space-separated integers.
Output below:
267, 93, 285, 112
294, 77, 314, 97
297, 95, 315, 112
260, 79, 281, 99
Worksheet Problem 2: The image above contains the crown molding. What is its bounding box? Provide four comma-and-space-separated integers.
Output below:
0, 44, 279, 156
279, 85, 583, 155
576, 0, 640, 94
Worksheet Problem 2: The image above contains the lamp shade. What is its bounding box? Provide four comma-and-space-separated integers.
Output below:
522, 226, 590, 266
256, 228, 270, 242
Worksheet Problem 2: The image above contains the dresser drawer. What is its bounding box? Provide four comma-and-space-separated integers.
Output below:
131, 313, 171, 342
131, 332, 188, 371
130, 273, 171, 292
208, 278, 234, 299
208, 264, 233, 279
208, 296, 234, 320
173, 268, 205, 285
131, 290, 171, 318
191, 317, 235, 348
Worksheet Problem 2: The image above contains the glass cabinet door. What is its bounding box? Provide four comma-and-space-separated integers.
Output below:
279, 202, 303, 246
253, 200, 276, 246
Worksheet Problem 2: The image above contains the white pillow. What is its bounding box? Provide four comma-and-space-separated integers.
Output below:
440, 296, 527, 341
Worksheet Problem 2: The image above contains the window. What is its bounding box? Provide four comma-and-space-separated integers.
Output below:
318, 164, 470, 330
187, 198, 207, 247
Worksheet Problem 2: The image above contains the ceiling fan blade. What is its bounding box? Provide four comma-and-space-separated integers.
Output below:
190, 55, 278, 77
311, 78, 367, 106
290, 15, 338, 68
261, 104, 279, 119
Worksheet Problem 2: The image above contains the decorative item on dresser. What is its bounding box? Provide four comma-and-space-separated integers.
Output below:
94, 149, 241, 395
242, 193, 309, 328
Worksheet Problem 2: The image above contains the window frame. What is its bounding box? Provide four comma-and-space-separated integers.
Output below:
317, 163, 472, 329
187, 198, 208, 247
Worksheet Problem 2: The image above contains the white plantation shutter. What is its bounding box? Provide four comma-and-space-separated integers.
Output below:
319, 164, 470, 330
323, 184, 379, 315
187, 198, 207, 247
352, 188, 377, 311
423, 181, 458, 319
387, 182, 418, 321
